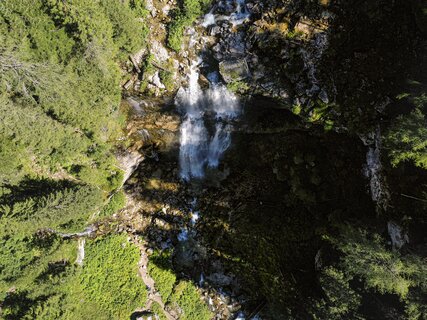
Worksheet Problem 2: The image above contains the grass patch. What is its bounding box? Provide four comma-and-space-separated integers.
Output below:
80, 234, 147, 319
159, 70, 176, 92
170, 280, 212, 320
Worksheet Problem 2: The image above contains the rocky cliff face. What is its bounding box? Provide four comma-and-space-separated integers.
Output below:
124, 0, 422, 130
118, 0, 425, 318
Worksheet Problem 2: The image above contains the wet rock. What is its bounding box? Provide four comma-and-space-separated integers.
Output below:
318, 89, 329, 104
210, 25, 222, 36
132, 47, 146, 66
387, 221, 409, 250
219, 58, 251, 83
145, 0, 157, 17
161, 3, 171, 16
153, 217, 172, 230
207, 272, 234, 286
124, 79, 134, 90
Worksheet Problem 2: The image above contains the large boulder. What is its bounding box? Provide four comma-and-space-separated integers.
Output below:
219, 58, 250, 83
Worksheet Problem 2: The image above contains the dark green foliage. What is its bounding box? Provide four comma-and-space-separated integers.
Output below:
329, 226, 426, 298
0, 0, 146, 188
1, 235, 146, 319
311, 267, 362, 320
0, 0, 147, 317
323, 225, 427, 319
0, 184, 103, 234
385, 94, 427, 168
0, 183, 102, 283
99, 191, 126, 217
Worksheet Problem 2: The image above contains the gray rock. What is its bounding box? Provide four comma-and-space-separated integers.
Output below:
207, 272, 234, 286
150, 40, 169, 63
219, 58, 251, 83
151, 71, 165, 89
387, 221, 409, 250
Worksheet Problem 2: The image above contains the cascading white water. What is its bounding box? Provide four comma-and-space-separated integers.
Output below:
176, 63, 240, 180
229, 0, 250, 26
202, 0, 250, 27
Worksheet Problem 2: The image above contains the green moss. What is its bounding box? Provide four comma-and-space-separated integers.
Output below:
151, 302, 168, 320
292, 104, 302, 115
159, 70, 175, 92
226, 80, 250, 93
147, 250, 211, 320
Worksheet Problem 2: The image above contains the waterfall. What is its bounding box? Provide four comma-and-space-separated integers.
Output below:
229, 0, 250, 26
202, 0, 250, 27
176, 64, 240, 181
176, 0, 251, 180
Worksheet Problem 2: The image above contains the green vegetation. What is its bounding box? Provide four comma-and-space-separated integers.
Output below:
169, 280, 212, 320
159, 69, 176, 92
139, 53, 157, 94
148, 250, 177, 300
226, 80, 250, 93
0, 0, 147, 190
385, 93, 427, 168
148, 250, 212, 320
1, 234, 146, 319
1, 0, 426, 319
151, 302, 169, 320
167, 0, 212, 51
311, 266, 362, 320
319, 225, 427, 320
99, 191, 126, 217
0, 0, 148, 317
79, 234, 147, 318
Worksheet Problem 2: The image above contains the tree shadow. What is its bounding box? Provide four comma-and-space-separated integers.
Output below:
0, 178, 77, 206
